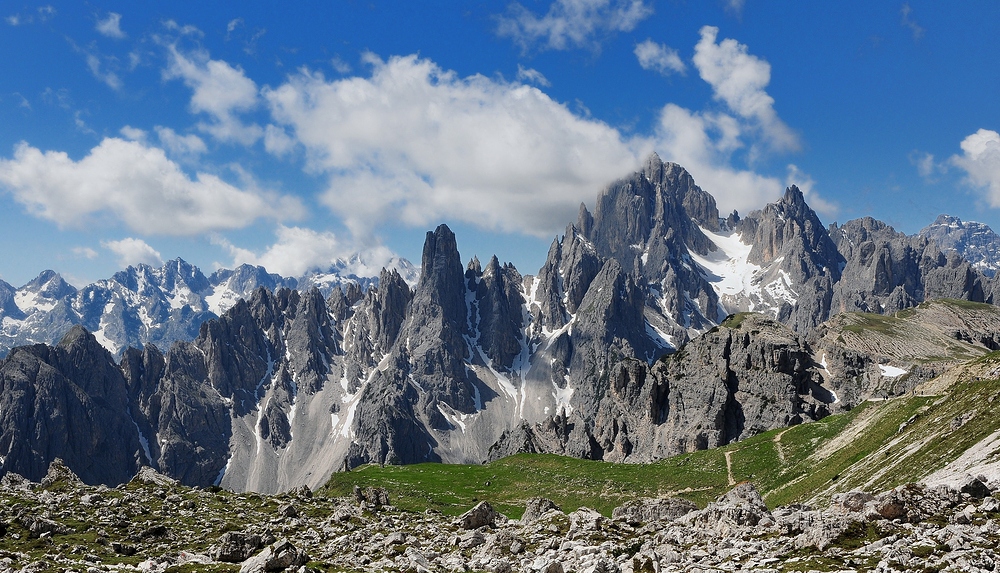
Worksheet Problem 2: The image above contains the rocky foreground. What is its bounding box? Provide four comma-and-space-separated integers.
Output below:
2, 462, 1000, 573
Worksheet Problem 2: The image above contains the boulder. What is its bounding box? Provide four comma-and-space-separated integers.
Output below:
522, 498, 561, 523
130, 466, 177, 488
238, 539, 308, 573
40, 459, 82, 489
612, 497, 697, 525
457, 501, 498, 530
212, 531, 264, 563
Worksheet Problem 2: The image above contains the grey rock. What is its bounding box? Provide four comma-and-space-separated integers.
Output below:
458, 530, 486, 549
278, 503, 298, 518
956, 474, 992, 499
130, 467, 177, 488
831, 490, 875, 513
353, 486, 390, 508
213, 531, 265, 562
457, 501, 498, 530
19, 515, 71, 537
611, 497, 697, 525
238, 538, 308, 573
685, 482, 771, 532
522, 498, 562, 524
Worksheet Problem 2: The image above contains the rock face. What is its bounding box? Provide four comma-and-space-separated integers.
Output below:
920, 214, 1000, 277
3, 154, 1000, 492
0, 326, 143, 484
830, 217, 987, 318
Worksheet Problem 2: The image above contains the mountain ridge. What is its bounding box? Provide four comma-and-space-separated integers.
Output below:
3, 154, 1000, 494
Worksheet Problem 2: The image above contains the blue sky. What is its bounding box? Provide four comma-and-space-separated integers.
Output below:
1, 1, 999, 287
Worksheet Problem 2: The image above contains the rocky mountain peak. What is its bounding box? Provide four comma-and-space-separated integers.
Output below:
0, 278, 24, 320
919, 214, 1000, 277
22, 269, 76, 299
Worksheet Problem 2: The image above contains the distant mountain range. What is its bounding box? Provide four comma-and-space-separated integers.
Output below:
3, 153, 1000, 495
0, 255, 418, 358
919, 213, 1000, 277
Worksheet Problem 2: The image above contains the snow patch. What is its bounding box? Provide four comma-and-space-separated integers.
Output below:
645, 320, 674, 349
14, 290, 56, 314
688, 227, 761, 302
878, 364, 908, 378
553, 376, 575, 416
205, 284, 241, 316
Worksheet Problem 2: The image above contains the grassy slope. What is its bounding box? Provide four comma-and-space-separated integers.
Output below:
321, 307, 1000, 517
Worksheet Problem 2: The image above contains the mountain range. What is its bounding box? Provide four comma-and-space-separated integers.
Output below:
0, 254, 418, 359
2, 153, 1000, 494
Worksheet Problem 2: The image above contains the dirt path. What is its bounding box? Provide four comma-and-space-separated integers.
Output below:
773, 427, 793, 464
724, 450, 735, 486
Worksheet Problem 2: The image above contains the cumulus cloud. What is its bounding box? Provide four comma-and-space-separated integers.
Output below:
634, 39, 686, 76
0, 138, 303, 235
155, 126, 207, 157
693, 26, 798, 153
96, 12, 126, 39
119, 125, 147, 141
265, 53, 646, 237
652, 103, 782, 216
162, 44, 263, 145
330, 55, 352, 75
497, 0, 653, 52
213, 225, 404, 278
516, 64, 551, 87
102, 238, 163, 267
263, 124, 296, 156
785, 164, 837, 217
951, 129, 1000, 207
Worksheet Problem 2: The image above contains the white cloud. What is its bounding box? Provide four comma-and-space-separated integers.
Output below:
263, 124, 295, 156
911, 150, 947, 182
725, 0, 745, 15
516, 64, 551, 87
213, 225, 404, 278
785, 164, 837, 217
915, 152, 935, 178
951, 129, 1000, 207
155, 126, 207, 156
652, 103, 782, 216
5, 6, 54, 26
0, 137, 303, 235
72, 246, 98, 259
85, 52, 123, 90
119, 125, 147, 141
226, 18, 243, 38
264, 53, 647, 237
900, 3, 924, 41
330, 55, 352, 74
693, 26, 798, 153
163, 20, 202, 37
102, 238, 163, 267
634, 39, 686, 76
497, 0, 653, 52
96, 12, 126, 39
162, 44, 263, 145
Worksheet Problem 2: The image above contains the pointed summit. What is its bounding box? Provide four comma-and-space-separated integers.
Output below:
641, 151, 664, 181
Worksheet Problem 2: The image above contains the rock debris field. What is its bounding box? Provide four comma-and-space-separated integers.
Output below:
2, 461, 1000, 573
